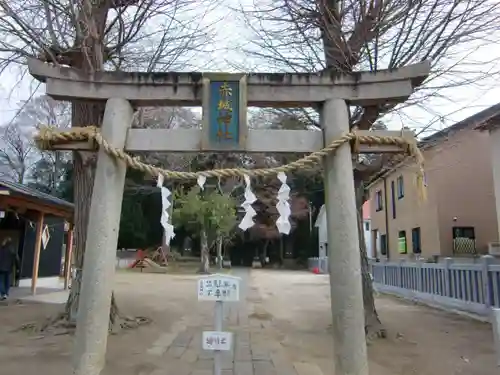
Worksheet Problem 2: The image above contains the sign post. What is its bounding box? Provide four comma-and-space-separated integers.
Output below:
198, 274, 241, 375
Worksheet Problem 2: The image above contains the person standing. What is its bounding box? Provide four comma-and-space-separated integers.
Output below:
0, 237, 19, 300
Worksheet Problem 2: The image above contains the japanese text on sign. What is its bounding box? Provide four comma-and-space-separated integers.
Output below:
208, 81, 240, 145
202, 331, 232, 351
197, 274, 240, 302
217, 82, 233, 140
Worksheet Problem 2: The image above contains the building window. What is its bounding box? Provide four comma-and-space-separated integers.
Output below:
398, 230, 407, 254
452, 227, 476, 255
375, 190, 383, 211
380, 234, 387, 255
391, 180, 396, 219
364, 221, 370, 231
397, 175, 404, 199
452, 226, 475, 239
412, 227, 421, 254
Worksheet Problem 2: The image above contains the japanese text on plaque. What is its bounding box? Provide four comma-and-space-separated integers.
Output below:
198, 276, 240, 302
208, 81, 240, 145
202, 331, 232, 351
217, 82, 233, 140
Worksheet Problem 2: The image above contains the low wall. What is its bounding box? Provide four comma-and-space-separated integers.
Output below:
308, 257, 329, 273
116, 258, 136, 269
115, 249, 138, 269
18, 276, 62, 289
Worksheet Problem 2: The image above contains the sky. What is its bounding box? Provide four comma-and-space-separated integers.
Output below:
1, 0, 500, 137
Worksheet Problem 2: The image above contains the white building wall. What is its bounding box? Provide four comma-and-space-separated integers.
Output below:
315, 205, 372, 258
363, 219, 373, 258
315, 206, 328, 257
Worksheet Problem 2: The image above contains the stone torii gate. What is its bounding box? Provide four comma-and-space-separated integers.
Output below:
28, 58, 430, 375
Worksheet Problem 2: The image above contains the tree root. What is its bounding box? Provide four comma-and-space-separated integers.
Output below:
13, 312, 74, 336
109, 314, 151, 335
365, 322, 387, 345
364, 307, 387, 344
325, 321, 387, 344
16, 311, 151, 337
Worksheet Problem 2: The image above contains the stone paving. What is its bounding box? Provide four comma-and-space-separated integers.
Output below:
139, 269, 319, 375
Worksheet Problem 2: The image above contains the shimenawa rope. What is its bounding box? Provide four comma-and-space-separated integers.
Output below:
34, 126, 426, 198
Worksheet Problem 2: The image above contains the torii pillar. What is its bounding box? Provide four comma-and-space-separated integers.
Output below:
323, 98, 368, 374
28, 59, 430, 375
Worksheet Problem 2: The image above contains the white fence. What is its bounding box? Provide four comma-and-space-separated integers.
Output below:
308, 256, 500, 318
369, 256, 500, 317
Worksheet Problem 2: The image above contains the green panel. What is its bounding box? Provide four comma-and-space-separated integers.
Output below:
398, 236, 407, 254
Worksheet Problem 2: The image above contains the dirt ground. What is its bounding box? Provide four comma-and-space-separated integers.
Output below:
249, 270, 499, 375
0, 268, 498, 375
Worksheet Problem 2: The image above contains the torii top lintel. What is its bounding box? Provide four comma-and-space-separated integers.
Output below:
28, 58, 430, 108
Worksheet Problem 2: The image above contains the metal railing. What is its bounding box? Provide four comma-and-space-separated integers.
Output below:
453, 237, 477, 255
307, 255, 500, 318
369, 256, 500, 317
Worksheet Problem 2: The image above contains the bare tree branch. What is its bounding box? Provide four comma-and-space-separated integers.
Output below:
0, 122, 37, 183
0, 0, 219, 74
0, 0, 223, 325
236, 0, 500, 133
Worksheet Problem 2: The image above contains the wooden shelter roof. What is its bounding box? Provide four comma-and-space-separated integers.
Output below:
0, 179, 73, 222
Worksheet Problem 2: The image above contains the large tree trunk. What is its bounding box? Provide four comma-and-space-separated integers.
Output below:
64, 101, 113, 325
355, 180, 385, 339
58, 0, 111, 328
216, 236, 223, 269
62, 101, 142, 333
44, 1, 144, 334
199, 229, 210, 274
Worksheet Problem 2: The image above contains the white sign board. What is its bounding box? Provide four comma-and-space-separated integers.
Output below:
197, 274, 240, 302
202, 331, 232, 351
41, 225, 50, 250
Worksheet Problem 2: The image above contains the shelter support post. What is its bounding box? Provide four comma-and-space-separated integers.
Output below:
31, 212, 45, 295
64, 225, 74, 290
72, 98, 134, 375
322, 99, 369, 375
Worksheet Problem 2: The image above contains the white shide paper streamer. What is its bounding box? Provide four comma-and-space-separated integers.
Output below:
197, 175, 206, 190
157, 174, 175, 245
275, 172, 291, 235
238, 175, 257, 231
